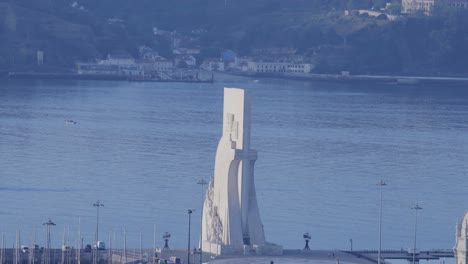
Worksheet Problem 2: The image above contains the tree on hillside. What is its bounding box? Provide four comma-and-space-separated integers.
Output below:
387, 4, 401, 15
372, 0, 387, 9
348, 0, 371, 10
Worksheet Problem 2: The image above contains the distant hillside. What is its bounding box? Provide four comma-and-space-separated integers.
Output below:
0, 0, 467, 75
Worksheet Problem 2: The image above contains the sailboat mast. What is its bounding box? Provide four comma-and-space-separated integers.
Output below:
78, 218, 81, 264
0, 232, 4, 264
153, 224, 156, 264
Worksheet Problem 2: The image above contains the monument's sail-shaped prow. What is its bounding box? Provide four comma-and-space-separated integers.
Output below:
201, 88, 282, 255
455, 212, 468, 264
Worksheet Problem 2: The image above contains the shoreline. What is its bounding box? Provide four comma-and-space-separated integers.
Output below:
4, 71, 214, 83
2, 70, 468, 86
224, 71, 468, 86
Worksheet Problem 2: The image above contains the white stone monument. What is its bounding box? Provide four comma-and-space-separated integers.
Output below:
201, 88, 282, 256
455, 212, 468, 264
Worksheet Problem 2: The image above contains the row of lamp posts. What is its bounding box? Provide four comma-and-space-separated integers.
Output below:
42, 180, 424, 264
42, 200, 103, 264
40, 187, 209, 264
301, 180, 423, 264
378, 181, 423, 264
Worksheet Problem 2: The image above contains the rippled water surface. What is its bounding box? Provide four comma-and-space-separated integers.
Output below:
1, 76, 467, 251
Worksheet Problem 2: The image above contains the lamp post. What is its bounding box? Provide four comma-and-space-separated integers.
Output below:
43, 219, 56, 264
187, 209, 195, 264
162, 232, 171, 249
303, 233, 311, 250
377, 180, 387, 264
93, 200, 104, 264
411, 204, 423, 264
350, 239, 353, 251
197, 179, 207, 264
93, 201, 104, 243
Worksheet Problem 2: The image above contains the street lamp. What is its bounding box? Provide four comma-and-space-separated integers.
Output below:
93, 200, 104, 243
303, 233, 311, 250
411, 204, 423, 264
43, 219, 56, 264
377, 180, 387, 264
197, 179, 207, 264
350, 239, 353, 251
162, 232, 171, 249
93, 200, 104, 264
187, 209, 195, 264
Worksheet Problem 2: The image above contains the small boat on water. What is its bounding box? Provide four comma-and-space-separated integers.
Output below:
397, 78, 420, 85
65, 120, 77, 125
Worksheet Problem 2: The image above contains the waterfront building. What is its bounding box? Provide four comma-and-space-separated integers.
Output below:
172, 48, 201, 55
251, 47, 297, 56
444, 0, 468, 7
77, 54, 144, 76
76, 63, 144, 76
247, 61, 313, 74
77, 63, 120, 75
222, 49, 237, 64
101, 53, 135, 65
201, 58, 225, 71
455, 212, 468, 264
402, 0, 435, 14
201, 88, 282, 256
137, 58, 174, 72
174, 55, 196, 68
402, 0, 468, 15
138, 46, 161, 61
153, 27, 171, 36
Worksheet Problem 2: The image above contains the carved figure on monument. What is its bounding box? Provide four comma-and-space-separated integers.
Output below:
455, 212, 468, 264
200, 88, 282, 255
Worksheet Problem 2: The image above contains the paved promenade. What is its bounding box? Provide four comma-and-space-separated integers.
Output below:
208, 250, 380, 264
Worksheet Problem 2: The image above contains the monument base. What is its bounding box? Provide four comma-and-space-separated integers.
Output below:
202, 241, 283, 256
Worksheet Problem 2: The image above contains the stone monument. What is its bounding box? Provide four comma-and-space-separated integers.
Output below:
455, 212, 468, 264
201, 88, 282, 255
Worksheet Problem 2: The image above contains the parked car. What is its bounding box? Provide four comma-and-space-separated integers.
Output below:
94, 241, 105, 250
167, 257, 181, 264
21, 246, 29, 253
84, 244, 92, 253
62, 245, 71, 252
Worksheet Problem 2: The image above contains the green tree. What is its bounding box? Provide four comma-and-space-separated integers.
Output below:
348, 0, 371, 10
372, 0, 387, 9
387, 4, 401, 15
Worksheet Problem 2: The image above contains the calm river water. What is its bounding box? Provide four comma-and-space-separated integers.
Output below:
0, 76, 467, 251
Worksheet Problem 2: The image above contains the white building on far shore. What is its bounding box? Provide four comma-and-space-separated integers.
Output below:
136, 58, 174, 72
402, 0, 468, 15
201, 58, 225, 71
99, 54, 135, 65
247, 61, 313, 74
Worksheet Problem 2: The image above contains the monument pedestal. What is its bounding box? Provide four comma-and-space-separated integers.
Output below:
202, 241, 283, 256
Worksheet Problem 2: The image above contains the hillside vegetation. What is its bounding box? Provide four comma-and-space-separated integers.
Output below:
0, 0, 467, 75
